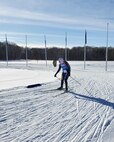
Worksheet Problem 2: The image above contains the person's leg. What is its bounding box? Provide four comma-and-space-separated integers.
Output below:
58, 73, 64, 89
65, 74, 69, 91
61, 79, 64, 88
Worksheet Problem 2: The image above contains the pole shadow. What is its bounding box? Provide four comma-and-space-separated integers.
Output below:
69, 91, 114, 109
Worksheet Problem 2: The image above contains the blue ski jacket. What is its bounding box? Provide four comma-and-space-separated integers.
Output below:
55, 61, 71, 76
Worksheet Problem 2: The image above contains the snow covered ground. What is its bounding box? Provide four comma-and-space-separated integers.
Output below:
0, 60, 114, 142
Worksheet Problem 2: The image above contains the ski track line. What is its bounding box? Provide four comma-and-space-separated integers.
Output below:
0, 87, 74, 141
0, 76, 114, 142
69, 78, 114, 142
18, 96, 75, 141
54, 79, 111, 142
46, 79, 112, 141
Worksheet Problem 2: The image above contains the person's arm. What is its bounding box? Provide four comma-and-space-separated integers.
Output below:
54, 64, 61, 77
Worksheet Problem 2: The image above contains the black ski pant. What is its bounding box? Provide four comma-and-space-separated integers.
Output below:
61, 73, 69, 90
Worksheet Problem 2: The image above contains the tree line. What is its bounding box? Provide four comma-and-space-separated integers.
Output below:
0, 41, 114, 61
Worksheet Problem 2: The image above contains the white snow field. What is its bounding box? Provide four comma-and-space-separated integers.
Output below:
0, 60, 114, 142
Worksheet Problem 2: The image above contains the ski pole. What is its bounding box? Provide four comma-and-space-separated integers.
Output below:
56, 76, 61, 80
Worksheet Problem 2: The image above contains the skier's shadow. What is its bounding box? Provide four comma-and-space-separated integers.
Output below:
69, 91, 114, 109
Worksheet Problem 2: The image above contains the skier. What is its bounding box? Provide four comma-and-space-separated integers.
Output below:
54, 58, 71, 92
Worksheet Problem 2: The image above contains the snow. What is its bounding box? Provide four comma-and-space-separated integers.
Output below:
102, 120, 114, 142
0, 60, 114, 142
0, 68, 55, 90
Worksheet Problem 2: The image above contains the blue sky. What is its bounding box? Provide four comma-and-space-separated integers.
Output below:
0, 0, 114, 48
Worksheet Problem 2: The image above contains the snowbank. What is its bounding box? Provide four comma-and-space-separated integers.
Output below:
0, 68, 55, 90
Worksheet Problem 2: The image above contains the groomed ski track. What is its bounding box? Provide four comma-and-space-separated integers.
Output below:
0, 69, 114, 142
